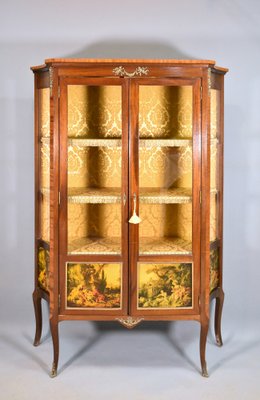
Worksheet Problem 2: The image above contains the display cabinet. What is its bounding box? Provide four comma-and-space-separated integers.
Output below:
31, 59, 228, 377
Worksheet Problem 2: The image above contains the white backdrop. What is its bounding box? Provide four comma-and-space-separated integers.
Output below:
0, 1, 260, 399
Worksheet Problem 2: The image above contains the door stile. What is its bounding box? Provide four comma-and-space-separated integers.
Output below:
129, 79, 139, 315
121, 79, 130, 316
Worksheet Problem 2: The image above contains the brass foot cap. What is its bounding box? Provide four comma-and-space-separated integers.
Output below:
202, 368, 209, 378
216, 336, 223, 347
50, 363, 57, 378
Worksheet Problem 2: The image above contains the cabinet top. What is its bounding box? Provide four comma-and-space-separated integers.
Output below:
31, 58, 228, 73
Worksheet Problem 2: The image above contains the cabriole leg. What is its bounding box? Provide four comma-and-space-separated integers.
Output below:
32, 289, 42, 346
50, 317, 59, 378
200, 319, 209, 378
215, 288, 224, 346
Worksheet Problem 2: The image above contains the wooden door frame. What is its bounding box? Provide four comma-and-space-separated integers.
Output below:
129, 77, 202, 317
58, 76, 130, 317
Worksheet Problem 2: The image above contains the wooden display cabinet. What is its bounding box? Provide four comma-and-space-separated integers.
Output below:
31, 59, 228, 377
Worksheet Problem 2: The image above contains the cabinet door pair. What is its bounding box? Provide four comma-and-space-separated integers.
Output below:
58, 76, 201, 317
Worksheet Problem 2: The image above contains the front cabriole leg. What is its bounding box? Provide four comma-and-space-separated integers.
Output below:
200, 318, 209, 377
215, 288, 224, 346
32, 289, 43, 346
50, 316, 59, 378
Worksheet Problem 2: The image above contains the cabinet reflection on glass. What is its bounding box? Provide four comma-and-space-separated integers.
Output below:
66, 263, 122, 309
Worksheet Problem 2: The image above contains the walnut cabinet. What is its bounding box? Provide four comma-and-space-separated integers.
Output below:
31, 59, 228, 377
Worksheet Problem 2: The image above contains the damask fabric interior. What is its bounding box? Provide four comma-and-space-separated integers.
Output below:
138, 85, 193, 253
38, 82, 220, 302
66, 84, 193, 255
67, 85, 122, 254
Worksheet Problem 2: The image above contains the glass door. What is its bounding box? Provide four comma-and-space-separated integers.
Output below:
59, 77, 129, 314
130, 78, 201, 315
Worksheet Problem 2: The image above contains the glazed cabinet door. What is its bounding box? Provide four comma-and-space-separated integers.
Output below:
129, 78, 201, 316
59, 77, 129, 315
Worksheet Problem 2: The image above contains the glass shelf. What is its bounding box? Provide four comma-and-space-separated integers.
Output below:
68, 138, 122, 147
68, 236, 192, 255
68, 187, 121, 204
40, 137, 218, 147
139, 188, 192, 204
139, 138, 192, 148
139, 237, 192, 255
41, 187, 193, 204
68, 237, 121, 255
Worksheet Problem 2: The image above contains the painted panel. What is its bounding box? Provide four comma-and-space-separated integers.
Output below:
138, 263, 192, 309
38, 246, 49, 292
66, 263, 122, 309
210, 248, 219, 293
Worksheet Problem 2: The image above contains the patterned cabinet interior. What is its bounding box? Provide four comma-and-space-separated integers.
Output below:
67, 85, 122, 256
138, 85, 193, 257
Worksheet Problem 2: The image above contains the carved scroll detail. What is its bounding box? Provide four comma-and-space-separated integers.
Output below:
116, 316, 144, 329
113, 66, 149, 78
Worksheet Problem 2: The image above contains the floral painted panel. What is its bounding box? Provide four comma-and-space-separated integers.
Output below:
210, 248, 219, 292
67, 263, 121, 309
138, 263, 192, 309
38, 246, 49, 292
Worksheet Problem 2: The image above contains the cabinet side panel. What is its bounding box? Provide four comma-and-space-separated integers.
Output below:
210, 72, 224, 292
36, 87, 50, 291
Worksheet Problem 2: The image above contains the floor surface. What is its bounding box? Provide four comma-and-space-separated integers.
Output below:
0, 315, 259, 400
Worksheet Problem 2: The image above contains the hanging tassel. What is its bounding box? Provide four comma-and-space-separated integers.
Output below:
129, 193, 141, 224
